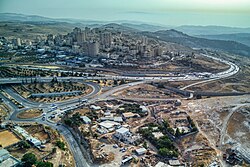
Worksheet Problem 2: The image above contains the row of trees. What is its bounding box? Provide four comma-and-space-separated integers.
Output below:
95, 79, 126, 86
64, 112, 82, 127
117, 103, 143, 115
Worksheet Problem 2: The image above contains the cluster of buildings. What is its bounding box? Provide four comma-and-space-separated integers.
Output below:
0, 149, 20, 167
224, 149, 244, 165
81, 102, 148, 144
14, 126, 42, 147
0, 26, 180, 69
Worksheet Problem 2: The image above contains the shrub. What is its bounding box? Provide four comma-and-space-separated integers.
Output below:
21, 153, 37, 167
56, 140, 65, 150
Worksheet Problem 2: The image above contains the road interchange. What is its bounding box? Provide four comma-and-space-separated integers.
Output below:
0, 54, 241, 167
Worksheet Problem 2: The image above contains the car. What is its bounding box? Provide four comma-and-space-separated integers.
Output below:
120, 148, 126, 152
82, 99, 88, 102
40, 145, 46, 148
113, 144, 118, 148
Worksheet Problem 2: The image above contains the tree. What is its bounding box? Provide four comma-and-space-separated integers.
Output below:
64, 119, 73, 126
21, 153, 37, 167
142, 141, 148, 149
167, 127, 175, 135
19, 140, 31, 149
52, 147, 57, 154
36, 161, 53, 167
157, 136, 173, 149
159, 148, 178, 157
51, 77, 58, 83
119, 79, 126, 85
157, 83, 165, 88
175, 128, 181, 137
56, 140, 65, 150
159, 148, 171, 156
93, 133, 98, 139
163, 120, 170, 128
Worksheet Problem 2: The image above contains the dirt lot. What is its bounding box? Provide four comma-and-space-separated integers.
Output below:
187, 80, 250, 92
180, 133, 217, 166
0, 130, 20, 148
227, 111, 250, 145
50, 146, 74, 167
193, 55, 230, 72
17, 109, 43, 119
166, 80, 198, 89
72, 107, 90, 116
98, 144, 127, 167
113, 83, 181, 99
24, 124, 49, 141
183, 95, 250, 164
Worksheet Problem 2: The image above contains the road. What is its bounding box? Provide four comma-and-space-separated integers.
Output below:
54, 124, 90, 167
0, 54, 240, 85
180, 54, 239, 90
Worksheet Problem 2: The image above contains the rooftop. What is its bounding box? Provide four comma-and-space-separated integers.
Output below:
135, 147, 147, 154
116, 127, 129, 134
152, 132, 164, 139
122, 112, 137, 118
0, 156, 20, 167
169, 159, 181, 166
81, 116, 92, 123
99, 121, 120, 129
0, 149, 9, 157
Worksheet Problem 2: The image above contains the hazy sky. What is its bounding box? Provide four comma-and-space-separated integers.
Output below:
1, 0, 250, 27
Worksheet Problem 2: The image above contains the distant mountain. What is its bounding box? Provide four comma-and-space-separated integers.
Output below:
121, 23, 170, 32
0, 13, 56, 22
176, 25, 250, 35
141, 29, 250, 56
197, 33, 250, 47
0, 13, 107, 25
100, 23, 139, 32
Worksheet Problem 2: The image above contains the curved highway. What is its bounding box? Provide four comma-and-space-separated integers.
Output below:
0, 54, 240, 84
